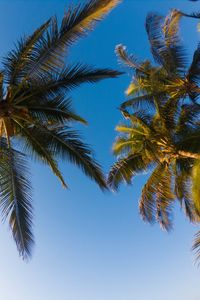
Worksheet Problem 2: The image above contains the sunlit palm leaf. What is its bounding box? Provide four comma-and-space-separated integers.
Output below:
192, 161, 200, 215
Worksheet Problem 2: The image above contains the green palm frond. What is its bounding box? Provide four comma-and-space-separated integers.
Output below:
14, 119, 67, 188
107, 154, 150, 191
44, 126, 108, 191
177, 128, 200, 154
122, 110, 153, 132
159, 97, 181, 131
13, 64, 121, 105
146, 12, 186, 75
187, 45, 200, 87
3, 19, 51, 85
192, 161, 200, 215
174, 159, 196, 222
192, 231, 200, 264
115, 44, 150, 75
120, 93, 161, 112
17, 122, 107, 190
28, 95, 87, 125
0, 138, 33, 259
113, 123, 146, 156
17, 0, 121, 78
140, 163, 174, 231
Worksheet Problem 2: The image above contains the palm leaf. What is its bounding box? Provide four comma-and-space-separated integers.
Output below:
139, 163, 174, 231
115, 44, 149, 75
13, 119, 67, 188
192, 161, 200, 215
27, 96, 87, 125
146, 12, 186, 75
0, 138, 33, 259
192, 231, 200, 264
187, 44, 200, 86
174, 159, 196, 222
107, 154, 150, 191
15, 120, 107, 190
21, 0, 121, 77
14, 64, 121, 105
3, 19, 51, 85
120, 93, 160, 111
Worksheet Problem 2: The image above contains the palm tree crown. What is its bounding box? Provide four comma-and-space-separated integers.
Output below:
0, 0, 122, 259
108, 9, 200, 261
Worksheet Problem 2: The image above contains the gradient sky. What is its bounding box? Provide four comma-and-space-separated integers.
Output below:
0, 1, 200, 300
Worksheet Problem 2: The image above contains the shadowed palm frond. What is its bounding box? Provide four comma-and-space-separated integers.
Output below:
139, 163, 174, 231
107, 154, 150, 191
3, 19, 51, 85
120, 93, 162, 112
28, 96, 87, 125
146, 12, 186, 75
12, 64, 121, 106
0, 138, 33, 259
174, 159, 196, 222
187, 44, 200, 86
192, 231, 200, 264
16, 122, 107, 191
13, 119, 67, 188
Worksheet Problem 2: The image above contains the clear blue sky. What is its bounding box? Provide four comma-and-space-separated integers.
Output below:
0, 1, 200, 299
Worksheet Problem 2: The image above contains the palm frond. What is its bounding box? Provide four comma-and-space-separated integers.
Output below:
181, 11, 200, 19
27, 96, 87, 125
139, 163, 174, 231
162, 9, 182, 46
0, 138, 33, 259
0, 72, 4, 99
192, 231, 200, 264
44, 126, 108, 190
174, 159, 196, 222
120, 93, 156, 111
146, 12, 186, 75
192, 161, 200, 215
113, 122, 149, 156
107, 154, 150, 191
3, 19, 51, 85
14, 64, 121, 104
21, 0, 121, 77
115, 44, 149, 74
122, 110, 154, 134
187, 44, 200, 86
16, 121, 107, 190
13, 119, 67, 188
176, 104, 200, 133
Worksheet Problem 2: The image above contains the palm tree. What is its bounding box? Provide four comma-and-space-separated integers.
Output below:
0, 0, 122, 259
108, 102, 200, 228
108, 9, 200, 261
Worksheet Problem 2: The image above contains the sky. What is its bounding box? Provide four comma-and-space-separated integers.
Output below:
0, 0, 200, 299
